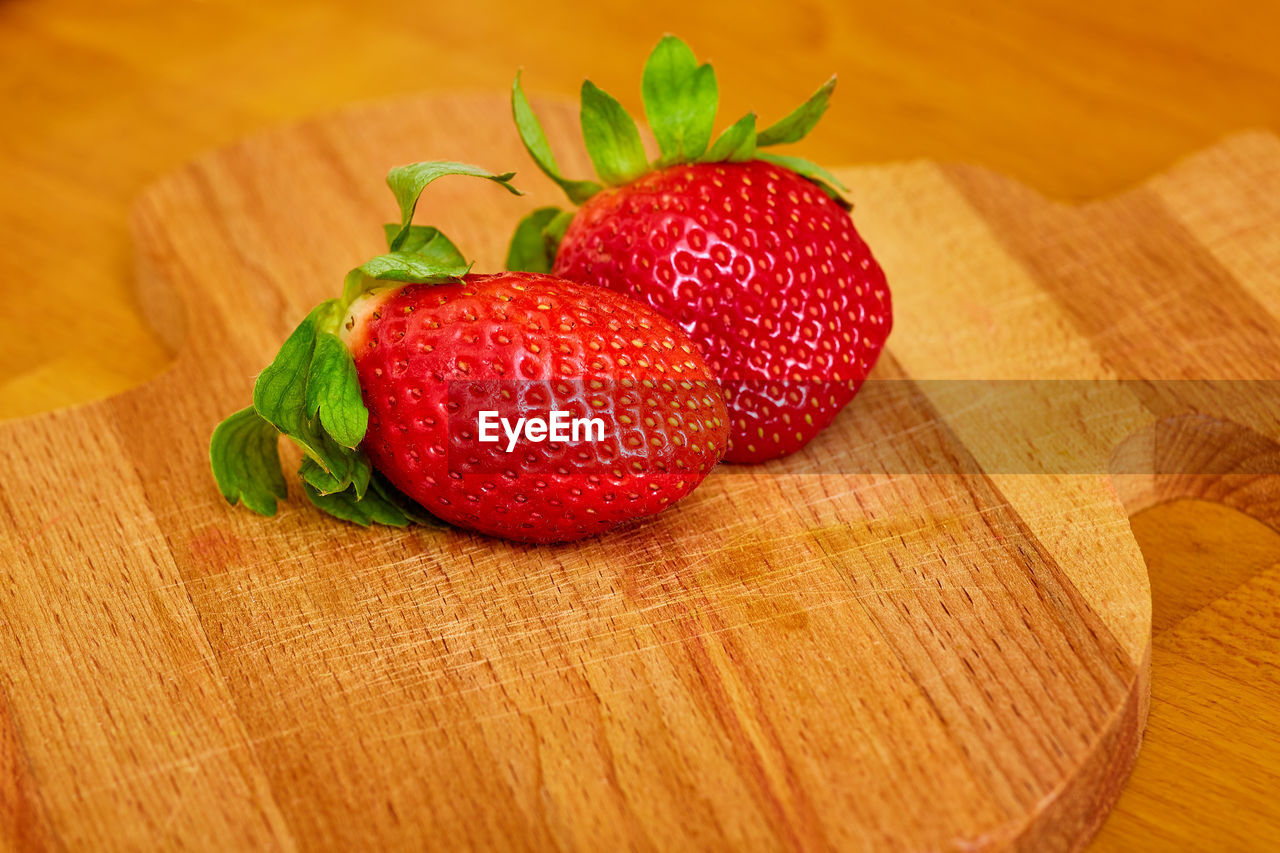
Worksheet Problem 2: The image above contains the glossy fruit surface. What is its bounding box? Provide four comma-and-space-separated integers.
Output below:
553, 160, 892, 462
344, 272, 729, 542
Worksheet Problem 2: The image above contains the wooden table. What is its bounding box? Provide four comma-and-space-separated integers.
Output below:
2, 1, 1277, 848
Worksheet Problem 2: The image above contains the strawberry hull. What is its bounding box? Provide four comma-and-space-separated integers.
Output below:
553, 160, 892, 463
345, 274, 729, 543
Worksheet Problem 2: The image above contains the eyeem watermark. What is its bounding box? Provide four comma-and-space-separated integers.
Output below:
477, 410, 607, 453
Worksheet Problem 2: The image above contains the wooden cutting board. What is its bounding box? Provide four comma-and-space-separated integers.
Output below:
2, 93, 1278, 851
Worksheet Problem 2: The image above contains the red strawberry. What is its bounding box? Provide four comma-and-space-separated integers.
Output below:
210, 163, 727, 543
342, 272, 728, 542
506, 35, 892, 462
553, 160, 889, 462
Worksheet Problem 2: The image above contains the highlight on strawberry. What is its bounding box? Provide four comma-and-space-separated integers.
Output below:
210, 163, 729, 543
507, 35, 892, 463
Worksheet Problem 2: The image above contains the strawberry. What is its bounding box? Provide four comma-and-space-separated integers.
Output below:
344, 273, 727, 542
506, 35, 892, 462
210, 162, 728, 543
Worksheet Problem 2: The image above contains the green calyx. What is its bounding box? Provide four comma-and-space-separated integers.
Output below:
507, 34, 849, 271
210, 162, 520, 526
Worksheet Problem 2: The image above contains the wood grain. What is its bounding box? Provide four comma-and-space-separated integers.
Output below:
1092, 499, 1280, 851
0, 91, 1274, 849
5, 0, 1280, 420
3, 4, 1279, 847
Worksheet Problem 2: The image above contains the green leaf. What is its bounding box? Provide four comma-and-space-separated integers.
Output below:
209, 407, 287, 516
339, 268, 372, 309
642, 35, 719, 164
252, 302, 362, 481
580, 80, 649, 186
335, 192, 480, 331
385, 161, 520, 252
358, 251, 471, 284
511, 72, 603, 205
757, 152, 852, 210
506, 206, 565, 273
299, 452, 371, 498
543, 209, 575, 259
371, 472, 444, 526
305, 332, 368, 449
299, 456, 341, 494
352, 454, 373, 499
757, 75, 837, 147
291, 415, 359, 484
381, 224, 468, 268
702, 112, 757, 163
253, 303, 328, 437
302, 478, 412, 528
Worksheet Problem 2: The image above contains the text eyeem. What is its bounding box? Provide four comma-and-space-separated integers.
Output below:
477, 410, 607, 453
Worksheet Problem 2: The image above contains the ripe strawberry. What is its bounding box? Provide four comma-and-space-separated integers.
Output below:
210, 162, 727, 543
506, 35, 892, 462
343, 273, 727, 542
553, 160, 889, 462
